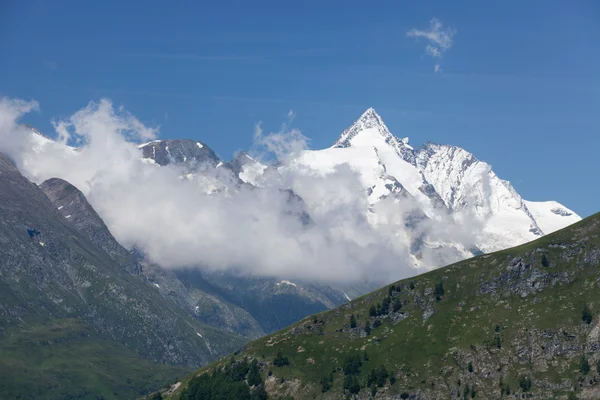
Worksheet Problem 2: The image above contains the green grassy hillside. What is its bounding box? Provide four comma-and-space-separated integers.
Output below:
0, 318, 190, 400
161, 212, 600, 400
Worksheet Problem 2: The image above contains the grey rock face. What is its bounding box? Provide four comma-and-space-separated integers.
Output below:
39, 177, 134, 266
140, 139, 220, 169
0, 153, 244, 367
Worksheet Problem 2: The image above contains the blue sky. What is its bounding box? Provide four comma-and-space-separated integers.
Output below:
1, 0, 599, 216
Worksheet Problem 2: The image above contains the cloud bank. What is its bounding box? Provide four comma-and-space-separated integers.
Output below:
0, 97, 478, 284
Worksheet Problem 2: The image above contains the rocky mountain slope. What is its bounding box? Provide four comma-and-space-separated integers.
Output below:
162, 211, 600, 400
0, 153, 245, 399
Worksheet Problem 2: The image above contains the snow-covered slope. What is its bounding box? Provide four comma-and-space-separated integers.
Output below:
415, 142, 541, 252
282, 108, 580, 256
524, 200, 581, 235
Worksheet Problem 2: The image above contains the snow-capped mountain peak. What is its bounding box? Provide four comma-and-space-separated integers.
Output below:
333, 108, 414, 164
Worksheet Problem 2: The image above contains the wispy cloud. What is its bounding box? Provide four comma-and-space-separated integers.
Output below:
407, 18, 456, 73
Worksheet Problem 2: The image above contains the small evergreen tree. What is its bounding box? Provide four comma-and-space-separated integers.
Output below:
350, 314, 357, 328
369, 305, 377, 317
273, 351, 289, 367
409, 281, 415, 290
365, 321, 372, 335
581, 355, 590, 375
377, 365, 388, 387
343, 354, 362, 376
367, 368, 377, 386
247, 359, 263, 386
467, 362, 473, 373
363, 350, 369, 361
434, 281, 445, 301
541, 254, 549, 267
373, 319, 382, 328
389, 371, 396, 385
582, 304, 593, 324
381, 296, 391, 314
393, 299, 402, 312
519, 376, 532, 392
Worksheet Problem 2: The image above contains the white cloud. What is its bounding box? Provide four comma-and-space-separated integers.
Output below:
0, 97, 481, 285
407, 18, 456, 72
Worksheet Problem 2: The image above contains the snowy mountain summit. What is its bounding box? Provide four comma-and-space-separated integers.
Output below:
22, 107, 580, 275
135, 108, 579, 264
287, 108, 580, 256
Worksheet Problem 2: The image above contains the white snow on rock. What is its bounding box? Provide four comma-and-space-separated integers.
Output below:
283, 108, 580, 256
276, 280, 297, 287
239, 162, 268, 186
524, 200, 580, 235
153, 283, 160, 288
196, 142, 203, 149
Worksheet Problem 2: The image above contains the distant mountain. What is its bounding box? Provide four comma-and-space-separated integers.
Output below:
292, 108, 579, 256
36, 162, 349, 339
19, 108, 581, 338
0, 153, 245, 399
160, 211, 600, 400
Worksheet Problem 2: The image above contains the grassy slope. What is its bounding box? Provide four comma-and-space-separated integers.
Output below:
0, 318, 191, 400
166, 212, 600, 400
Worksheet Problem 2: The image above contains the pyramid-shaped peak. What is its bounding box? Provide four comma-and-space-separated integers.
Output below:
333, 108, 393, 148
360, 107, 381, 119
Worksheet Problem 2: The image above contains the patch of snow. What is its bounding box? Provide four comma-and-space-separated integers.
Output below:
57, 206, 63, 210
524, 200, 580, 234
196, 142, 203, 149
65, 215, 72, 219
239, 162, 267, 186
153, 283, 160, 288
39, 242, 45, 246
196, 332, 203, 338
216, 161, 223, 168
137, 140, 162, 149
343, 292, 351, 301
140, 157, 158, 165
276, 280, 297, 287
